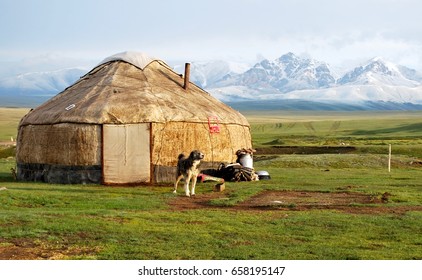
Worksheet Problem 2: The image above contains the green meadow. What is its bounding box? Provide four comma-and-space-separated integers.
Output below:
0, 108, 421, 260
0, 108, 29, 142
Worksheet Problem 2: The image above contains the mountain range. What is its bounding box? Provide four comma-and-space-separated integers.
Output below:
194, 53, 422, 106
2, 53, 422, 110
0, 67, 87, 107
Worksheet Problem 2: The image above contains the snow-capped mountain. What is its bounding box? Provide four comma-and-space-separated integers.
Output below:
0, 67, 86, 94
211, 52, 336, 93
173, 60, 250, 88
1, 53, 422, 110
0, 67, 87, 106
205, 54, 422, 105
338, 57, 421, 87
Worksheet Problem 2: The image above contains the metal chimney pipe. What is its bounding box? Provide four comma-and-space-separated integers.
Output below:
183, 63, 190, 90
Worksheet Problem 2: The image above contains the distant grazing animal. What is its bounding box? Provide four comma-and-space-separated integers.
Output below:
173, 150, 204, 197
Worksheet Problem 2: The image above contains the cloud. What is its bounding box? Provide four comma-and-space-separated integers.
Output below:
1, 0, 422, 73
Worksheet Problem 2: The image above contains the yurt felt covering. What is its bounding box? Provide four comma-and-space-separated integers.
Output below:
16, 51, 252, 184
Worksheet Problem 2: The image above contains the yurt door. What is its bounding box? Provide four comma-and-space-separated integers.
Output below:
102, 124, 150, 184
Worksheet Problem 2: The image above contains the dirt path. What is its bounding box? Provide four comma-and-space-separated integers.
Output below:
0, 238, 97, 260
168, 190, 422, 215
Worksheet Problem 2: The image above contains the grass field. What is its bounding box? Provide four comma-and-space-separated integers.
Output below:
0, 108, 29, 142
0, 108, 422, 260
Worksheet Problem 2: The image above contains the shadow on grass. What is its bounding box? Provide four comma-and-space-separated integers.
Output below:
352, 123, 422, 135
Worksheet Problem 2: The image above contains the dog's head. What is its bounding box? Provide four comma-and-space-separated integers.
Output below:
189, 150, 204, 161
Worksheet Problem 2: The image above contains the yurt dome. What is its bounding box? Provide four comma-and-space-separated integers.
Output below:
16, 51, 252, 185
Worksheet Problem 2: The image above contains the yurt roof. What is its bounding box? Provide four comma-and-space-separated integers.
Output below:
97, 51, 158, 70
20, 51, 249, 127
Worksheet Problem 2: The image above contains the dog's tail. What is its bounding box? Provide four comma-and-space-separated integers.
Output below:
178, 153, 185, 160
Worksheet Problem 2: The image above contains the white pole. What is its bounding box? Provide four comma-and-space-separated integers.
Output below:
388, 144, 392, 173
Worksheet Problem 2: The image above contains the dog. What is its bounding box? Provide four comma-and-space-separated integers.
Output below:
173, 150, 204, 197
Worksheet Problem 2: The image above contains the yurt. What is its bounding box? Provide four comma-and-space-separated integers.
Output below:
16, 51, 252, 184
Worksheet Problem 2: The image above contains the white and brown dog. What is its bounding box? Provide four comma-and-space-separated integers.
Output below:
173, 150, 204, 197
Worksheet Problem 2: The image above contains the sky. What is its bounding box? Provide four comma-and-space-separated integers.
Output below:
1, 0, 422, 77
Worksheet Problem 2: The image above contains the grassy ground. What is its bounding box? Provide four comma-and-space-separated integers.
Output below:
0, 108, 29, 142
247, 111, 422, 145
1, 158, 421, 260
0, 108, 422, 260
247, 110, 422, 159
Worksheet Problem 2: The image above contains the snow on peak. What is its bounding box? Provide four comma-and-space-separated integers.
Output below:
174, 60, 250, 88
277, 52, 299, 63
0, 67, 86, 91
366, 57, 399, 73
337, 56, 419, 87
233, 52, 335, 93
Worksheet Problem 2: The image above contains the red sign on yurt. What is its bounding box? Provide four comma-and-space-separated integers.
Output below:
208, 116, 220, 133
